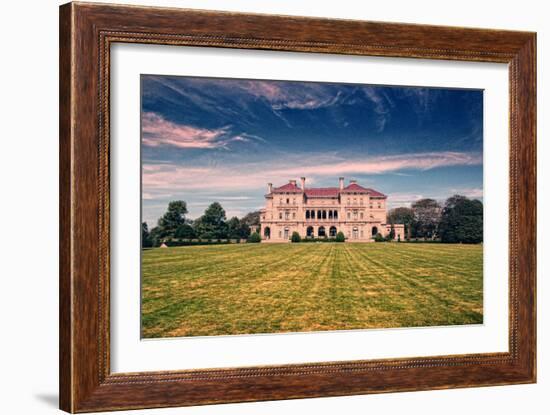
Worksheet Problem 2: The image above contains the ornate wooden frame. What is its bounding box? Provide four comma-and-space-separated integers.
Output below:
59, 2, 536, 412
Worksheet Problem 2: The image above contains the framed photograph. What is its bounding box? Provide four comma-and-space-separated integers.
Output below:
59, 2, 536, 412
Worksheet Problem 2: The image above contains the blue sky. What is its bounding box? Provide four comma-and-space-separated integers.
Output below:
141, 75, 483, 226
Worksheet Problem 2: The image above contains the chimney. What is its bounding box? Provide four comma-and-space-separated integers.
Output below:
301, 177, 306, 191
350, 179, 357, 185
267, 183, 273, 193
339, 177, 344, 190
289, 179, 297, 186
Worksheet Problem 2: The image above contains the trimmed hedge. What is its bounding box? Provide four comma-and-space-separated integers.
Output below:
300, 237, 337, 243
247, 232, 261, 243
291, 231, 301, 243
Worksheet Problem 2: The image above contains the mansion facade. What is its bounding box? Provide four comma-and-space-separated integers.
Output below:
259, 177, 404, 242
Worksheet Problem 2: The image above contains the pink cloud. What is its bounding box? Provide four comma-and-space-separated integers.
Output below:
142, 151, 482, 197
278, 152, 482, 177
450, 187, 484, 198
142, 112, 230, 149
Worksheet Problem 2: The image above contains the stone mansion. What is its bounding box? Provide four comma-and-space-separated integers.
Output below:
259, 177, 404, 242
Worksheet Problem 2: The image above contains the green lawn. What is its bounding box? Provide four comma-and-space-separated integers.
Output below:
141, 243, 483, 338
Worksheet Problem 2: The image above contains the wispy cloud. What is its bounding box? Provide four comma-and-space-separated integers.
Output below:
387, 193, 426, 207
450, 187, 484, 198
141, 112, 266, 150
362, 87, 393, 132
142, 151, 482, 197
280, 151, 481, 177
142, 112, 231, 149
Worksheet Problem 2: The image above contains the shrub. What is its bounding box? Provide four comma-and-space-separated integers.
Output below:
247, 232, 261, 243
374, 233, 385, 242
335, 231, 346, 242
291, 231, 301, 243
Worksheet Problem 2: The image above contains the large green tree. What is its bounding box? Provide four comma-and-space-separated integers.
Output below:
438, 195, 483, 243
141, 222, 153, 248
174, 223, 196, 239
226, 217, 241, 239
240, 210, 261, 233
411, 198, 441, 239
148, 226, 162, 247
194, 202, 228, 239
225, 216, 251, 240
387, 207, 414, 239
157, 200, 188, 238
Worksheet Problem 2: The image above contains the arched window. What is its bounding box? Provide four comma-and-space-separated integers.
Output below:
328, 210, 333, 219
317, 210, 322, 219
334, 210, 338, 219
284, 227, 289, 239
318, 226, 326, 237
263, 227, 271, 239
353, 227, 359, 239
372, 226, 378, 236
306, 226, 314, 237
306, 210, 310, 219
322, 210, 327, 219
329, 226, 337, 237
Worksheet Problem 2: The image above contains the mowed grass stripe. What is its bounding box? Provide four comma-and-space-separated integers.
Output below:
350, 245, 482, 326
142, 244, 315, 336
141, 243, 483, 337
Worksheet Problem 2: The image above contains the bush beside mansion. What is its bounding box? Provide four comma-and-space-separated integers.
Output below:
259, 177, 404, 242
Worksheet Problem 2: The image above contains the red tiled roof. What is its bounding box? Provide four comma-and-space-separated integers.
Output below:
341, 183, 386, 198
365, 188, 386, 198
305, 187, 339, 197
271, 181, 386, 198
342, 183, 369, 193
272, 182, 302, 193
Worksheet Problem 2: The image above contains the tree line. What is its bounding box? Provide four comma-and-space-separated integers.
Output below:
387, 194, 483, 244
142, 201, 260, 248
142, 194, 482, 247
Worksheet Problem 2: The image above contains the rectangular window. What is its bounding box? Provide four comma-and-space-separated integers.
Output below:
347, 212, 351, 219
279, 212, 282, 219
